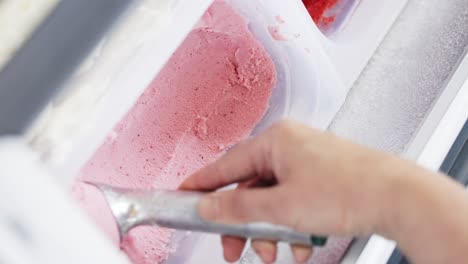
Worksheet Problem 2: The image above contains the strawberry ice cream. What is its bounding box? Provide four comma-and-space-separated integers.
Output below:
72, 1, 276, 263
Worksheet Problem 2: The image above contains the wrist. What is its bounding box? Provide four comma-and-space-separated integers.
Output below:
377, 158, 459, 240
349, 154, 413, 236
372, 156, 429, 238
377, 160, 468, 263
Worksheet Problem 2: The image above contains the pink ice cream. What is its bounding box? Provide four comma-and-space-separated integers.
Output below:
72, 1, 276, 263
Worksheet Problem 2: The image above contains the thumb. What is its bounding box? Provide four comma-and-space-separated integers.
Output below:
198, 188, 289, 226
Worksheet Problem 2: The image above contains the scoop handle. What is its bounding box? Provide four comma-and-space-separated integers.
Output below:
143, 191, 327, 247
157, 215, 327, 247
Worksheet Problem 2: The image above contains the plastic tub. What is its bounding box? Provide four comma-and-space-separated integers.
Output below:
27, 0, 347, 263
28, 0, 346, 186
28, 0, 413, 263
230, 0, 346, 133
28, 0, 411, 183
299, 0, 409, 87
301, 0, 360, 36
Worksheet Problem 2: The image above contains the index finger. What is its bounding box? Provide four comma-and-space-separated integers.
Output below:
179, 135, 272, 191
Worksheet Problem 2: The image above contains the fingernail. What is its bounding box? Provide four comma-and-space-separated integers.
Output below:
261, 251, 275, 264
294, 248, 312, 264
199, 195, 220, 221
255, 250, 274, 264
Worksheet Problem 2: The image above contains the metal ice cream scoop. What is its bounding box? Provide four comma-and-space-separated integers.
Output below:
90, 183, 327, 247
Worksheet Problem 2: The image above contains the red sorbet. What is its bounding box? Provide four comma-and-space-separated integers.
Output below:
302, 0, 338, 26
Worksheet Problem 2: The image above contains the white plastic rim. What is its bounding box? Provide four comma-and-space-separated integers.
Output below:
229, 0, 346, 133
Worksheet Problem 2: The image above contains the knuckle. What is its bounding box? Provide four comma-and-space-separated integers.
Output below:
271, 119, 297, 136
219, 191, 248, 222
291, 214, 307, 233
212, 193, 228, 220
267, 121, 296, 155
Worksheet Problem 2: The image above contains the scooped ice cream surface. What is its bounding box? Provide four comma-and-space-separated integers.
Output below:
72, 1, 277, 263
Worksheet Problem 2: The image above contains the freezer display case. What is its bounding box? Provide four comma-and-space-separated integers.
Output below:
0, 0, 467, 263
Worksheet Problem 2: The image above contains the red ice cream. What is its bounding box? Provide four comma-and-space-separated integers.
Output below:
72, 1, 276, 263
302, 0, 339, 26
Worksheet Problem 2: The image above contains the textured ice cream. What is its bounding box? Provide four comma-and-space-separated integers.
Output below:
72, 1, 276, 263
302, 0, 338, 26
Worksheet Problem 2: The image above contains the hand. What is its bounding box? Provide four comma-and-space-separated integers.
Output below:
179, 120, 452, 263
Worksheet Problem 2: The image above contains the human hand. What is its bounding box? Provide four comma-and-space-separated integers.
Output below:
180, 120, 416, 263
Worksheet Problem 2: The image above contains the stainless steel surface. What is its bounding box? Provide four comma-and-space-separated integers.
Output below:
333, 0, 468, 262
330, 0, 468, 153
94, 184, 322, 247
404, 49, 468, 163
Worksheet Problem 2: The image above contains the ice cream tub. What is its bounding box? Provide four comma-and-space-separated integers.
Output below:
27, 0, 347, 263
28, 0, 346, 187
